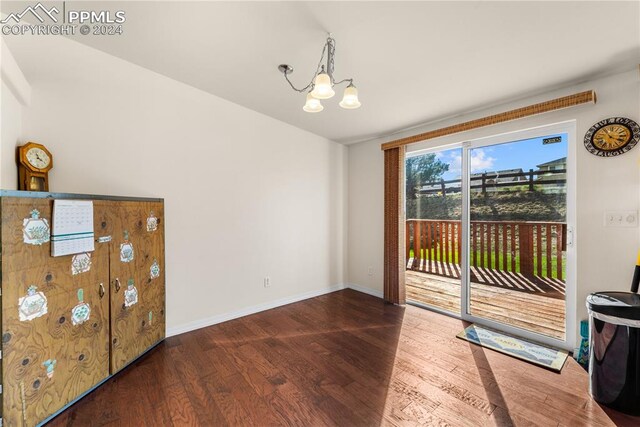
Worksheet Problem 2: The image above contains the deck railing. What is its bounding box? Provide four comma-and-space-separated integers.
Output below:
406, 219, 566, 282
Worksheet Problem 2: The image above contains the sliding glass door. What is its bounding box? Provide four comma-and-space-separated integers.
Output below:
406, 122, 575, 349
405, 147, 462, 314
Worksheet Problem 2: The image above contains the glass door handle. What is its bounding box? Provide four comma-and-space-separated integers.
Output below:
114, 278, 121, 292
567, 226, 574, 248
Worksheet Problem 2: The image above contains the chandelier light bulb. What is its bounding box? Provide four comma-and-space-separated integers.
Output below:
303, 93, 324, 113
339, 83, 361, 109
310, 72, 335, 99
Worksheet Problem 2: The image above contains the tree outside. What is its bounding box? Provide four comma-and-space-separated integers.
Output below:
405, 154, 449, 200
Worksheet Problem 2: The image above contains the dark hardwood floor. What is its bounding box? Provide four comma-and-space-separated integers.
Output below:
48, 289, 639, 426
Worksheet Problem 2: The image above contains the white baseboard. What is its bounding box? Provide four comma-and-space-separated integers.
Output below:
346, 283, 384, 299
166, 283, 346, 337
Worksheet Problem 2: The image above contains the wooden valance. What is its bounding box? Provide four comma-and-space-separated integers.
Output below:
381, 90, 596, 151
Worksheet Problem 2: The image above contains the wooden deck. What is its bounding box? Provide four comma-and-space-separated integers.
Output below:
406, 270, 566, 340
407, 259, 566, 298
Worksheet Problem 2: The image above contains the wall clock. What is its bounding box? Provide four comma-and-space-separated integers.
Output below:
584, 117, 640, 157
17, 142, 53, 191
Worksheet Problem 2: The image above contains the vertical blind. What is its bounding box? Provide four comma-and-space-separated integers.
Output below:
383, 146, 406, 304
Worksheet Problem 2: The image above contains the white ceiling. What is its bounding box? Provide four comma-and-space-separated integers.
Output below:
4, 1, 640, 144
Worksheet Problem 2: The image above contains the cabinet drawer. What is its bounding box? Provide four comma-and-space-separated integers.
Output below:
2, 250, 108, 311
1, 198, 54, 275
2, 199, 122, 276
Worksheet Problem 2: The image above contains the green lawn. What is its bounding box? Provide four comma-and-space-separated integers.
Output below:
408, 248, 566, 280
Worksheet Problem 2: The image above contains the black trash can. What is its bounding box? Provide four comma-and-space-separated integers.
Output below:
586, 291, 640, 415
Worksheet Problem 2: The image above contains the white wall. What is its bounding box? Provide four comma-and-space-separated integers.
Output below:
1, 39, 31, 188
1, 36, 347, 335
348, 69, 640, 347
1, 82, 22, 187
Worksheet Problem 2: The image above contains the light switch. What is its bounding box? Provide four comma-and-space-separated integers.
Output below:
604, 211, 638, 227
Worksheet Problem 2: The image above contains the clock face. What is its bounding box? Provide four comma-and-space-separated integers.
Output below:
584, 117, 640, 157
592, 125, 631, 151
26, 147, 51, 170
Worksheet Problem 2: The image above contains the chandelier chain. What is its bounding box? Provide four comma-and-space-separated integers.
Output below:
283, 39, 330, 93
326, 38, 352, 86
327, 38, 335, 83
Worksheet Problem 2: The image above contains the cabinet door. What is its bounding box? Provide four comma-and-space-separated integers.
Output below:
108, 201, 165, 373
101, 201, 142, 373
136, 201, 166, 350
2, 198, 110, 426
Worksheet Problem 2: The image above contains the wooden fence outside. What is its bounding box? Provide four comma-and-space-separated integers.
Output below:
406, 219, 566, 282
418, 169, 566, 196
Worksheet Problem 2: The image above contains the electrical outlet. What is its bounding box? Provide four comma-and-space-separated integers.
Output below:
263, 277, 271, 288
604, 211, 638, 227
367, 266, 373, 276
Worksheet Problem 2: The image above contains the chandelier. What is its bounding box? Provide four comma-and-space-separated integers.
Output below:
278, 35, 361, 113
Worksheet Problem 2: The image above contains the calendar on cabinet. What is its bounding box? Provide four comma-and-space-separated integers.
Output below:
51, 199, 95, 256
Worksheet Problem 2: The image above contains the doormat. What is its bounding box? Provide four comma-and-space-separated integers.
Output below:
457, 324, 568, 372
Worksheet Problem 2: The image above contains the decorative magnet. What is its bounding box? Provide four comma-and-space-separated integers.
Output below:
71, 288, 91, 326
150, 259, 160, 280
124, 279, 138, 307
120, 230, 134, 263
147, 211, 158, 232
71, 253, 92, 275
42, 359, 57, 379
23, 209, 50, 245
18, 285, 48, 321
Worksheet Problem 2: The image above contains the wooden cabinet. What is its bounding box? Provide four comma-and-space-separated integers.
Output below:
0, 193, 165, 426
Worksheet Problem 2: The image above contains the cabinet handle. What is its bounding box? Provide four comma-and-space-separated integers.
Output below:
99, 283, 105, 298
114, 278, 121, 292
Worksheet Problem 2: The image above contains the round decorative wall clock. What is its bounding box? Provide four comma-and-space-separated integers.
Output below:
584, 117, 640, 157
